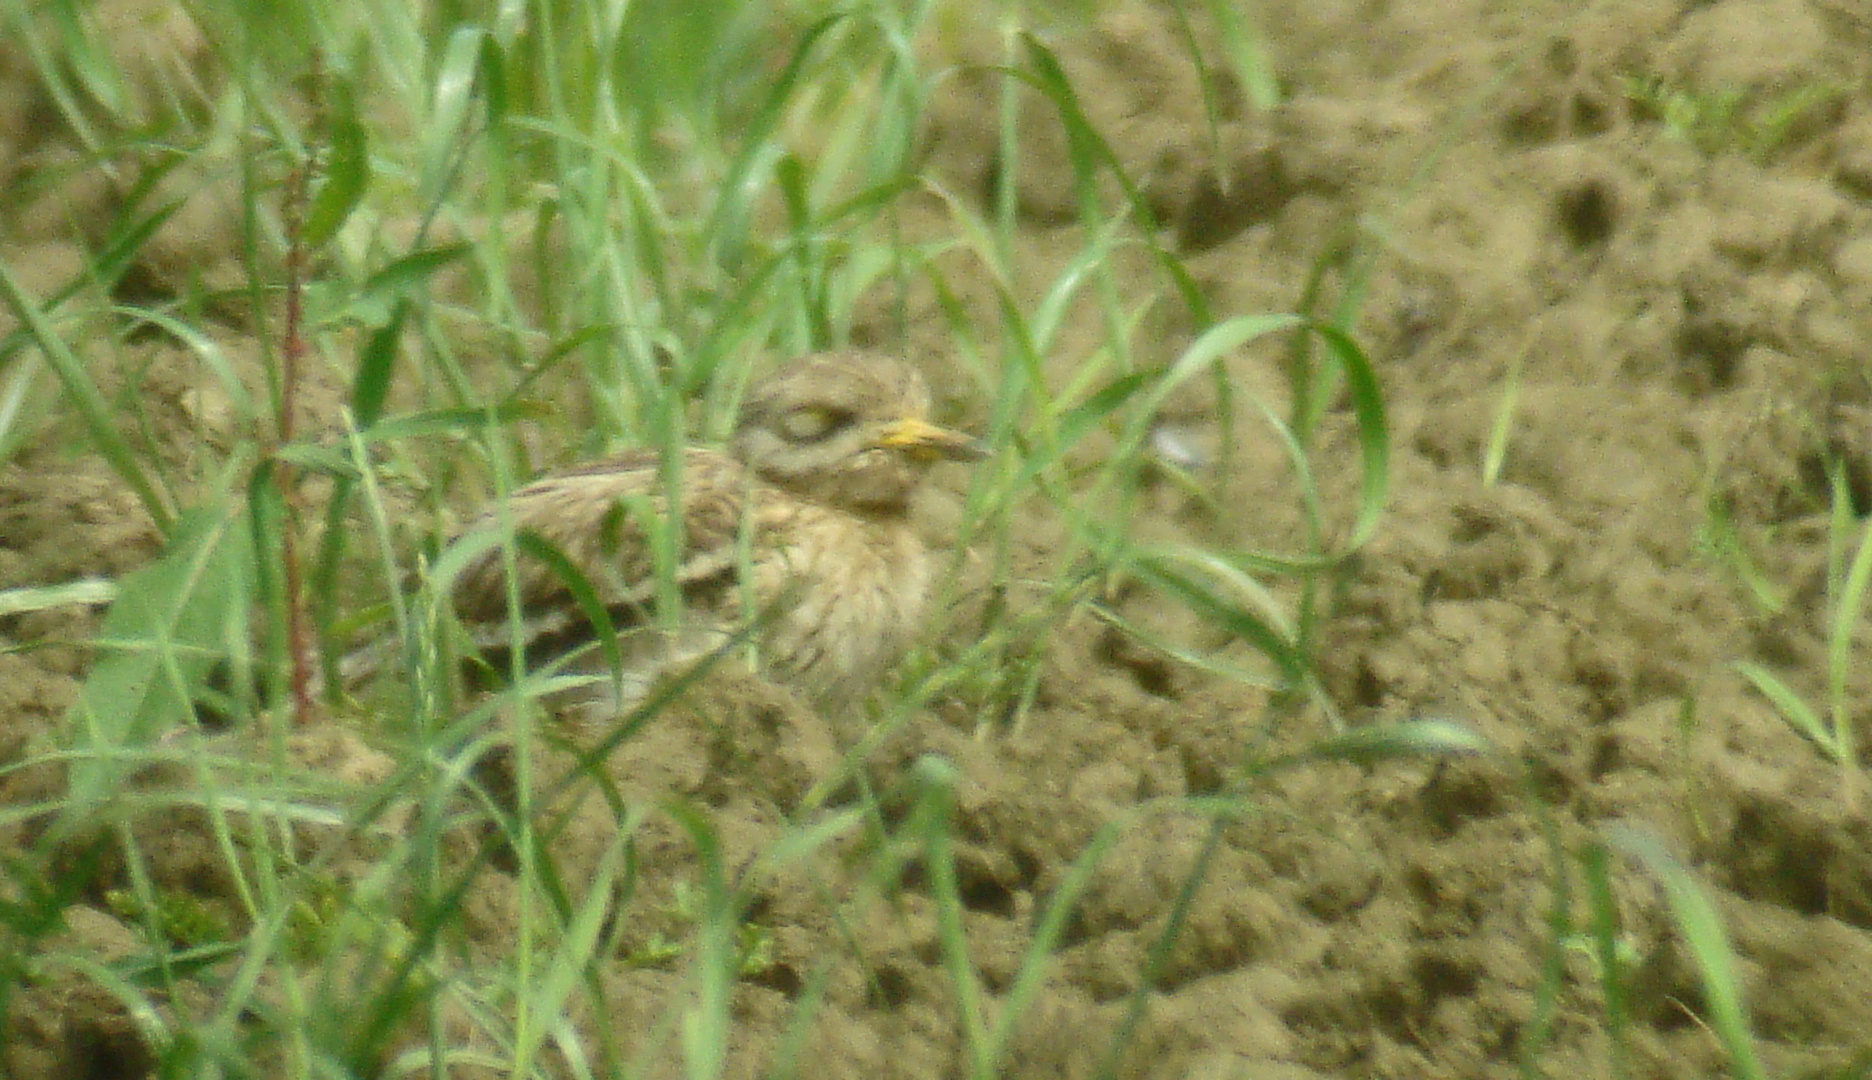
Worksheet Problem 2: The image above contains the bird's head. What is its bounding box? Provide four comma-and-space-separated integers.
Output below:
730, 351, 984, 512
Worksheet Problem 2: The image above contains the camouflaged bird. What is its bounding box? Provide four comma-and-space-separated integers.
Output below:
446, 351, 983, 718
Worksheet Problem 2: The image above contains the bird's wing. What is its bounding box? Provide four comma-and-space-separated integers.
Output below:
449, 447, 757, 638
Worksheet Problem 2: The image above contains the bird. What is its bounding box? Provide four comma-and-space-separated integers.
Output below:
441, 350, 984, 722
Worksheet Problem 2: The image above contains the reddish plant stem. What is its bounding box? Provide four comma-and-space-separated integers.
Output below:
279, 155, 316, 727
277, 67, 324, 729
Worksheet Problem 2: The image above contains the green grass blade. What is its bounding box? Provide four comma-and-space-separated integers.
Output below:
0, 256, 173, 532
663, 800, 732, 1080
1015, 32, 1211, 325
1294, 717, 1487, 767
1604, 825, 1766, 1080
1125, 313, 1303, 453
1581, 841, 1633, 1080
346, 301, 410, 433
1129, 549, 1308, 689
1208, 0, 1279, 110
0, 578, 117, 617
1517, 784, 1577, 1074
513, 529, 624, 685
422, 25, 489, 205
1311, 323, 1390, 551
907, 756, 992, 1079
353, 243, 476, 315
511, 835, 627, 1074
1700, 492, 1784, 614
87, 187, 187, 296
1826, 502, 1872, 801
1732, 661, 1833, 760
702, 13, 847, 275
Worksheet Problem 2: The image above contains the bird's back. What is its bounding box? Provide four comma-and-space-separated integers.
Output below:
448, 445, 932, 716
450, 447, 757, 677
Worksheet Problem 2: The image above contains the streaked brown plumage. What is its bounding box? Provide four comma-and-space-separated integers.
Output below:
447, 351, 982, 717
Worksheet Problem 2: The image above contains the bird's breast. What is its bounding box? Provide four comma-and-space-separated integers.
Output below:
753, 505, 932, 710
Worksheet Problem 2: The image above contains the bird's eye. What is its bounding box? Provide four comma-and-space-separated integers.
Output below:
776, 405, 851, 442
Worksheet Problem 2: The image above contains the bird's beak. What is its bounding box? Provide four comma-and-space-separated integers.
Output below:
876, 417, 988, 462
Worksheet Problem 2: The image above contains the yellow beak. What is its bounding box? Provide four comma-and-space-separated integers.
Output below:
876, 417, 988, 462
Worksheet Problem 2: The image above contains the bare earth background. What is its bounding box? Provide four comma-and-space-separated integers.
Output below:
4, 0, 1872, 1077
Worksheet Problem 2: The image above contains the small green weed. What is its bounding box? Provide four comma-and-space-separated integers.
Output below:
623, 879, 777, 980
1621, 74, 1838, 161
104, 885, 232, 951
1729, 462, 1869, 809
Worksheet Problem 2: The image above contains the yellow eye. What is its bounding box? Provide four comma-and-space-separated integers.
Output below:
777, 405, 848, 442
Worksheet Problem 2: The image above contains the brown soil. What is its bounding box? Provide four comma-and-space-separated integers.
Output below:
6, 1, 1872, 1077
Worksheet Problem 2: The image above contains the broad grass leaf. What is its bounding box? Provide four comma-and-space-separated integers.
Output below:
302, 76, 371, 249
60, 502, 253, 831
